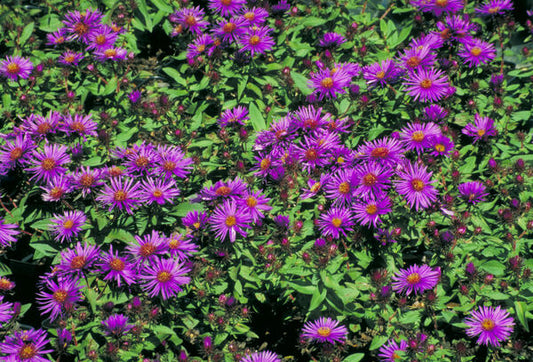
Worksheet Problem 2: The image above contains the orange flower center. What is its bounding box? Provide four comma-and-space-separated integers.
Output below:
157, 271, 171, 282
6, 62, 20, 74
435, 0, 448, 7
37, 122, 51, 134
163, 161, 176, 171
244, 12, 255, 21
470, 47, 482, 57
407, 56, 421, 68
109, 166, 123, 177
96, 34, 107, 45
260, 158, 271, 170
223, 22, 236, 33
216, 186, 232, 196
135, 156, 149, 167
488, 6, 500, 14
305, 149, 318, 161
246, 197, 258, 207
50, 187, 64, 199
412, 131, 425, 142
481, 318, 495, 331
0, 278, 13, 290
74, 22, 89, 35
337, 156, 345, 164
331, 217, 343, 228
193, 222, 201, 229
249, 35, 260, 46
80, 174, 95, 187
9, 147, 23, 161
221, 0, 232, 5
70, 121, 86, 133
320, 77, 334, 89
110, 258, 125, 271
169, 238, 181, 249
41, 158, 56, 171
392, 352, 401, 360
153, 189, 163, 198
406, 272, 421, 284
64, 54, 76, 63
420, 79, 432, 89
114, 190, 127, 202
411, 179, 425, 191
225, 215, 237, 227
338, 182, 350, 194
440, 28, 451, 39
53, 289, 68, 303
477, 129, 485, 137
139, 243, 156, 257
376, 71, 385, 79
435, 144, 445, 153
310, 182, 321, 193
366, 204, 378, 215
362, 173, 377, 186
196, 44, 206, 52
70, 256, 87, 269
104, 48, 117, 58
304, 118, 318, 129
317, 326, 331, 337
185, 15, 197, 26
19, 344, 37, 359
63, 219, 75, 230
371, 147, 389, 158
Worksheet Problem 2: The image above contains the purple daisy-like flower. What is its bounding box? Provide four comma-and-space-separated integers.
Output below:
86, 24, 118, 51
292, 105, 331, 133
47, 28, 67, 47
0, 296, 13, 327
0, 55, 33, 81
378, 339, 408, 362
240, 7, 269, 26
241, 351, 281, 362
94, 46, 128, 62
309, 66, 352, 100
429, 134, 454, 157
0, 277, 15, 292
210, 200, 252, 242
27, 144, 71, 183
319, 32, 346, 48
218, 105, 249, 128
0, 328, 53, 362
208, 0, 246, 17
166, 233, 199, 261
435, 14, 476, 43
301, 174, 330, 200
362, 59, 401, 88
154, 145, 192, 179
476, 0, 514, 16
0, 218, 19, 248
140, 177, 180, 205
462, 114, 497, 143
423, 104, 448, 122
37, 276, 82, 321
72, 166, 103, 197
187, 34, 214, 63
252, 153, 280, 179
61, 113, 98, 139
62, 9, 103, 43
58, 242, 100, 276
200, 178, 248, 202
392, 264, 440, 295
458, 181, 488, 204
213, 17, 247, 43
318, 207, 354, 239
416, 0, 464, 17
458, 38, 496, 68
357, 137, 405, 167
174, 6, 210, 35
295, 135, 331, 173
399, 45, 436, 71
127, 230, 167, 266
41, 175, 73, 202
374, 228, 398, 245
49, 211, 87, 244
0, 133, 35, 173
96, 177, 142, 214
353, 163, 392, 199
399, 122, 442, 153
464, 305, 514, 347
58, 50, 84, 66
239, 26, 275, 57
325, 168, 355, 207
98, 245, 136, 287
140, 257, 191, 300
238, 190, 272, 222
182, 211, 209, 232
353, 196, 392, 227
302, 317, 348, 344
102, 314, 134, 337
395, 162, 438, 211
404, 67, 450, 103
22, 111, 62, 138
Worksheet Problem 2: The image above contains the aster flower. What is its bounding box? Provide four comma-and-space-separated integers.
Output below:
208, 0, 246, 17
253, 153, 281, 178
292, 105, 331, 133
464, 305, 514, 347
399, 122, 442, 153
429, 134, 454, 156
123, 144, 156, 176
458, 38, 496, 68
301, 174, 330, 200
294, 135, 331, 173
319, 32, 346, 48
399, 45, 436, 71
58, 50, 84, 66
210, 200, 252, 243
47, 28, 68, 46
96, 177, 142, 214
416, 0, 464, 17
166, 233, 199, 261
26, 144, 71, 183
462, 114, 497, 143
476, 0, 514, 16
363, 59, 401, 88
241, 351, 281, 362
240, 7, 269, 26
435, 15, 476, 43
37, 276, 82, 321
0, 328, 53, 362
49, 211, 87, 244
458, 181, 488, 204
126, 230, 167, 265
423, 104, 448, 121
213, 17, 247, 43
187, 34, 214, 62
154, 145, 192, 179
58, 242, 100, 276
272, 0, 291, 14
378, 339, 408, 362
325, 168, 355, 207
60, 113, 98, 139
353, 163, 392, 198
392, 264, 440, 295
62, 9, 103, 43
174, 6, 210, 35
98, 246, 136, 287
94, 46, 128, 62
0, 296, 13, 327
318, 207, 355, 239
200, 178, 247, 202
0, 55, 33, 81
395, 162, 438, 211
41, 175, 73, 202
309, 66, 352, 100
404, 67, 450, 103
410, 33, 445, 51
0, 218, 19, 248
302, 317, 348, 344
239, 26, 275, 58
353, 196, 392, 227
0, 133, 35, 173
182, 211, 209, 232
238, 190, 272, 222
102, 314, 134, 337
218, 105, 249, 128
86, 24, 118, 51
72, 166, 103, 197
140, 257, 191, 299
140, 177, 180, 205
374, 228, 398, 245
22, 111, 62, 138
357, 137, 405, 167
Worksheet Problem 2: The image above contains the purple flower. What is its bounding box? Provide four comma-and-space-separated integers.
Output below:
0, 328, 53, 362
200, 178, 247, 202
187, 34, 214, 62
435, 14, 476, 43
353, 196, 392, 227
140, 177, 180, 205
464, 305, 514, 347
415, 0, 464, 17
458, 38, 496, 67
399, 45, 436, 71
27, 144, 71, 183
218, 106, 249, 128
476, 0, 514, 16
96, 177, 142, 214
102, 314, 134, 337
47, 28, 67, 47
363, 59, 401, 88
353, 163, 392, 198
41, 175, 73, 202
404, 67, 450, 103
208, 0, 246, 17
49, 211, 87, 244
37, 276, 82, 321
58, 51, 84, 66
358, 137, 405, 167
423, 104, 448, 122
72, 166, 103, 197
154, 145, 192, 179
241, 351, 281, 362
399, 122, 442, 153
429, 134, 454, 157
127, 230, 167, 266
295, 135, 331, 172
392, 264, 440, 295
166, 233, 198, 261
458, 181, 488, 204
61, 113, 98, 138
395, 162, 438, 211
238, 190, 272, 222
462, 114, 497, 142
0, 218, 19, 248
301, 174, 330, 200
0, 55, 33, 81
378, 339, 408, 361
302, 317, 348, 344
213, 17, 247, 43
239, 7, 269, 26
58, 242, 100, 276
292, 105, 331, 133
209, 200, 252, 242
86, 25, 118, 51
318, 207, 354, 239
62, 9, 103, 43
239, 26, 275, 57
325, 169, 355, 207
129, 90, 142, 104
140, 257, 191, 299
22, 111, 62, 138
0, 296, 13, 327
98, 246, 136, 287
0, 133, 35, 173
319, 32, 346, 48
94, 47, 128, 62
182, 211, 209, 232
309, 66, 352, 100
173, 6, 210, 35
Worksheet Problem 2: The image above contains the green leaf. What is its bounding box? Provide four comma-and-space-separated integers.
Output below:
163, 67, 187, 87
309, 287, 326, 311
479, 260, 506, 276
291, 71, 312, 96
249, 102, 266, 131
344, 353, 365, 362
300, 17, 327, 27
150, 0, 174, 13
515, 301, 530, 332
20, 22, 35, 45
169, 202, 205, 217
369, 335, 389, 350
136, 0, 153, 32
39, 14, 62, 32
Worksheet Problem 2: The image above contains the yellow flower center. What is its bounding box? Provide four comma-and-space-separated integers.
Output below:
6, 62, 20, 74
96, 34, 107, 45
246, 197, 258, 207
63, 219, 75, 230
338, 182, 350, 194
135, 156, 149, 167
406, 272, 421, 284
216, 186, 232, 196
153, 189, 163, 198
37, 122, 51, 134
488, 6, 500, 14
249, 35, 261, 46
50, 187, 64, 199
260, 158, 271, 170
331, 217, 342, 228
70, 121, 86, 133
185, 15, 197, 26
74, 22, 89, 35
9, 147, 23, 161
196, 44, 206, 52
435, 144, 445, 153
64, 54, 76, 63
317, 326, 332, 337
53, 289, 68, 303
411, 179, 425, 191
320, 77, 334, 89
310, 182, 321, 193
481, 318, 495, 331
244, 12, 255, 21
110, 258, 125, 271
41, 158, 56, 171
407, 56, 421, 68
470, 47, 482, 57
80, 174, 95, 187
157, 271, 171, 282
221, 0, 232, 5
420, 79, 432, 89
376, 71, 385, 79
477, 129, 485, 137
19, 344, 37, 359
139, 243, 156, 257
371, 147, 389, 158
435, 0, 448, 7
223, 22, 236, 33
412, 131, 425, 142
104, 48, 117, 58
113, 190, 127, 202
225, 215, 237, 227
70, 256, 86, 269
162, 161, 176, 172
366, 204, 378, 215
362, 173, 377, 186
305, 149, 318, 161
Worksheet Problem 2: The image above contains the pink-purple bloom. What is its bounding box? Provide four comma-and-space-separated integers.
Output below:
404, 67, 450, 103
49, 211, 87, 244
37, 276, 82, 321
27, 144, 71, 183
239, 26, 275, 57
0, 328, 53, 362
378, 339, 408, 361
462, 114, 497, 142
140, 257, 191, 299
96, 177, 142, 214
464, 305, 514, 347
392, 264, 440, 295
302, 317, 348, 344
458, 38, 496, 67
98, 246, 136, 287
318, 207, 354, 239
0, 218, 19, 248
475, 0, 514, 16
0, 55, 33, 81
209, 200, 252, 242
395, 162, 438, 211
208, 0, 246, 17
458, 181, 488, 204
241, 351, 280, 362
102, 314, 134, 337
